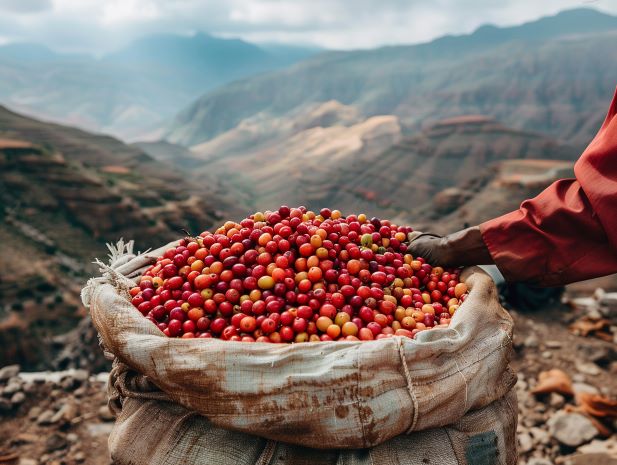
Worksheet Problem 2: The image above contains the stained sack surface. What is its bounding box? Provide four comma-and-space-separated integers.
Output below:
82, 242, 517, 464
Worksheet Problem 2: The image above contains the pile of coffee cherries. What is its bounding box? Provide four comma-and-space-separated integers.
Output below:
130, 206, 468, 342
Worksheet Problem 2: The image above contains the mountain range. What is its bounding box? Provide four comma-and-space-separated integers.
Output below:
146, 9, 614, 222
0, 34, 318, 141
166, 8, 617, 149
156, 101, 577, 222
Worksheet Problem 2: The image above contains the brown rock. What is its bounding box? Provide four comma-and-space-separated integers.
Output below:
45, 433, 68, 452
22, 383, 37, 394
3, 381, 22, 396
563, 454, 617, 465
573, 383, 600, 395
529, 427, 551, 446
548, 411, 598, 447
36, 409, 56, 425
98, 404, 114, 422
0, 452, 19, 462
577, 345, 615, 365
50, 402, 79, 424
569, 317, 611, 337
27, 406, 42, 420
70, 370, 89, 384
18, 459, 38, 465
0, 397, 12, 412
11, 392, 26, 405
576, 437, 617, 456
576, 392, 617, 418
533, 369, 574, 397
519, 432, 534, 453
577, 362, 602, 376
525, 334, 540, 348
527, 459, 554, 465
0, 364, 20, 381
550, 393, 566, 409
60, 377, 76, 390
545, 340, 563, 349
14, 433, 39, 444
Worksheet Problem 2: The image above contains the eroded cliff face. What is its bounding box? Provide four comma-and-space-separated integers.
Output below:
416, 158, 576, 233
181, 109, 576, 222
0, 107, 237, 369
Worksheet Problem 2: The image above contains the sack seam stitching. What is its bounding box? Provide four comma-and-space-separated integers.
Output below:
398, 339, 419, 433
255, 440, 277, 465
355, 344, 369, 448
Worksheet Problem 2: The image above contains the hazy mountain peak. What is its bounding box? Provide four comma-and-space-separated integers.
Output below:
0, 29, 319, 141
103, 31, 266, 64
473, 7, 617, 39
547, 7, 616, 21
0, 43, 60, 63
418, 7, 617, 56
192, 31, 214, 40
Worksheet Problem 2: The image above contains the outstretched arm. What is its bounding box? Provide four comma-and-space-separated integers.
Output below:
410, 87, 617, 287
480, 177, 617, 286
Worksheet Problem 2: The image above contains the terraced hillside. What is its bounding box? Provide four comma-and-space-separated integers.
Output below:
0, 107, 239, 369
177, 107, 577, 221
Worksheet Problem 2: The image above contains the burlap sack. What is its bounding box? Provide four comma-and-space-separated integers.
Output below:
106, 362, 517, 465
82, 241, 517, 461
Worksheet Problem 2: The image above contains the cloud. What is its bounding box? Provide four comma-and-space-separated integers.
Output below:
0, 0, 52, 13
0, 0, 615, 52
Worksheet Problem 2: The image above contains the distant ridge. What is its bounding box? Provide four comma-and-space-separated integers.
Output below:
167, 7, 617, 147
0, 33, 319, 140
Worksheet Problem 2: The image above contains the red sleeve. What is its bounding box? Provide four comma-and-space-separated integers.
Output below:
480, 87, 617, 286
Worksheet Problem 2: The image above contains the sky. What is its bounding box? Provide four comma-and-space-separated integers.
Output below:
0, 0, 616, 53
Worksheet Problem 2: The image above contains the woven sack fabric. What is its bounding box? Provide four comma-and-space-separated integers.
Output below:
82, 241, 517, 462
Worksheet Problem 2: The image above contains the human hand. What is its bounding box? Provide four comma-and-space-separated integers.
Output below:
407, 226, 494, 267
406, 232, 450, 265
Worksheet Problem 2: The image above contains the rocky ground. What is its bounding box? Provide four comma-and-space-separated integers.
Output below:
0, 290, 615, 465
0, 369, 111, 465
511, 289, 617, 465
